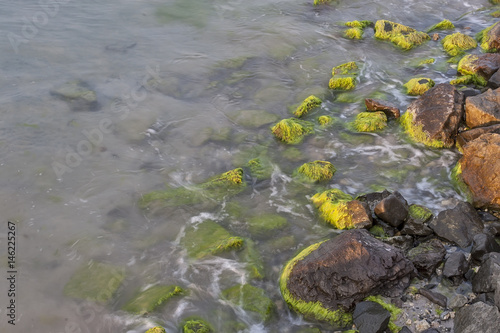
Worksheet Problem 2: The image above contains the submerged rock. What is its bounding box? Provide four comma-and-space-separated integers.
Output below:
221, 284, 275, 323
145, 327, 166, 333
329, 62, 358, 90
407, 239, 446, 277
279, 229, 414, 326
351, 112, 387, 132
426, 19, 455, 32
180, 317, 214, 333
295, 160, 336, 182
403, 78, 435, 95
374, 20, 430, 50
465, 88, 500, 128
441, 32, 477, 57
246, 214, 288, 237
122, 285, 184, 314
401, 83, 464, 148
51, 80, 98, 111
294, 95, 322, 118
365, 98, 400, 119
477, 21, 500, 53
454, 301, 500, 333
271, 118, 314, 144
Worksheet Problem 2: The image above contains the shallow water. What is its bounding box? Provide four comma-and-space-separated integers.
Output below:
0, 0, 496, 332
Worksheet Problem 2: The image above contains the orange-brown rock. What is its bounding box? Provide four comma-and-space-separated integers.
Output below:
456, 123, 500, 149
365, 98, 400, 119
465, 88, 500, 128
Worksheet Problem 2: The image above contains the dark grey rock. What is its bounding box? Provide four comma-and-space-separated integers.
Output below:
471, 233, 500, 262
374, 192, 409, 228
495, 280, 500, 308
398, 327, 412, 333
472, 252, 500, 293
454, 301, 500, 333
484, 221, 500, 237
407, 239, 446, 277
421, 329, 440, 333
357, 190, 392, 216
418, 288, 448, 308
353, 301, 391, 333
401, 204, 433, 236
382, 235, 414, 251
455, 123, 500, 149
428, 202, 484, 248
448, 294, 468, 309
487, 69, 500, 89
443, 252, 469, 279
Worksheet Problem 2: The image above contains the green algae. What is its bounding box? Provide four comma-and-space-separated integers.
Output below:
426, 19, 455, 32
456, 54, 488, 86
369, 225, 387, 238
329, 77, 356, 90
64, 262, 125, 304
271, 118, 314, 144
442, 32, 477, 57
450, 74, 486, 86
294, 95, 323, 118
417, 58, 435, 66
477, 22, 500, 52
364, 296, 402, 333
345, 21, 372, 39
122, 285, 184, 314
491, 10, 500, 18
351, 112, 387, 132
403, 78, 435, 95
221, 284, 275, 323
181, 220, 244, 259
240, 238, 265, 279
310, 189, 356, 229
450, 162, 473, 202
400, 111, 447, 148
313, 0, 332, 5
145, 327, 166, 333
329, 62, 358, 90
279, 241, 353, 327
332, 62, 358, 76
247, 214, 288, 237
408, 204, 433, 222
318, 115, 335, 127
181, 317, 214, 333
295, 160, 336, 182
246, 158, 273, 180
346, 20, 373, 28
374, 20, 430, 50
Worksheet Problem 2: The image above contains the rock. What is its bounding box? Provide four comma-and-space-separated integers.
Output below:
407, 239, 446, 277
329, 61, 358, 90
247, 214, 288, 238
227, 109, 279, 128
145, 327, 166, 333
122, 285, 184, 314
414, 319, 431, 331
495, 280, 500, 309
271, 118, 314, 144
50, 80, 98, 111
454, 301, 500, 333
356, 189, 392, 214
401, 204, 433, 236
464, 88, 500, 128
180, 318, 213, 333
351, 112, 387, 132
441, 32, 477, 57
421, 329, 440, 333
221, 284, 275, 323
477, 21, 500, 53
280, 229, 415, 326
294, 95, 322, 118
418, 288, 447, 308
365, 98, 401, 119
398, 327, 412, 333
374, 192, 409, 228
443, 252, 469, 279
448, 294, 468, 309
471, 233, 500, 262
404, 78, 435, 96
456, 123, 500, 149
382, 235, 414, 251
487, 69, 500, 89
428, 202, 484, 248
373, 20, 430, 50
456, 133, 500, 211
295, 160, 336, 183
457, 53, 500, 84
471, 253, 500, 293
401, 83, 464, 148
484, 221, 500, 237
353, 301, 391, 333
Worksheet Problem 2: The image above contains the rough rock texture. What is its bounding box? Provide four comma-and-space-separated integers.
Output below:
353, 301, 391, 333
401, 204, 433, 236
458, 53, 500, 81
428, 202, 484, 248
456, 123, 500, 149
418, 288, 447, 308
443, 252, 469, 280
356, 190, 392, 215
458, 133, 500, 211
407, 239, 446, 277
479, 21, 500, 52
487, 69, 500, 89
285, 229, 415, 311
346, 200, 373, 229
403, 83, 464, 148
470, 233, 500, 261
454, 301, 500, 333
374, 192, 409, 228
365, 98, 400, 118
471, 253, 500, 293
465, 88, 500, 128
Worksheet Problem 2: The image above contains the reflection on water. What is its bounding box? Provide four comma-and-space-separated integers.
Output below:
0, 0, 494, 331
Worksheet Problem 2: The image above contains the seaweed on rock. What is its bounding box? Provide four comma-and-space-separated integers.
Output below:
122, 285, 184, 314
294, 95, 323, 117
181, 317, 214, 333
221, 284, 276, 323
476, 22, 500, 53
145, 327, 166, 333
441, 32, 477, 57
295, 160, 336, 182
351, 112, 387, 132
271, 118, 314, 144
329, 62, 358, 90
403, 78, 435, 95
344, 20, 372, 39
426, 19, 455, 32
310, 189, 356, 229
318, 115, 334, 127
374, 20, 430, 50
400, 111, 447, 148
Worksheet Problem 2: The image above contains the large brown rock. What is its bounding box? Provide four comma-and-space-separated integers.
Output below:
403, 83, 464, 148
285, 229, 415, 311
465, 88, 500, 128
365, 98, 400, 119
456, 123, 500, 149
458, 53, 500, 81
459, 133, 500, 211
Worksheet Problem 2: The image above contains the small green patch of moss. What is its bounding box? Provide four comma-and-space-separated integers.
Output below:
408, 204, 433, 222
335, 92, 363, 103
400, 111, 447, 148
271, 118, 314, 144
426, 19, 455, 32
64, 262, 125, 304
351, 112, 387, 132
247, 214, 288, 236
311, 189, 355, 229
181, 220, 244, 259
450, 74, 485, 86
296, 160, 336, 182
313, 0, 332, 5
181, 317, 214, 333
346, 20, 372, 28
145, 327, 166, 333
280, 241, 353, 327
491, 10, 500, 18
477, 22, 500, 52
318, 115, 334, 127
122, 285, 184, 314
294, 95, 322, 117
450, 162, 473, 202
374, 20, 430, 50
442, 33, 477, 57
369, 225, 387, 238
221, 284, 276, 323
364, 295, 402, 333
403, 78, 435, 95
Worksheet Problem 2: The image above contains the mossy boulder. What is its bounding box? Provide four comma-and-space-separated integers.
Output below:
456, 54, 500, 86
122, 285, 184, 314
374, 20, 430, 50
477, 21, 500, 53
271, 118, 314, 144
247, 214, 288, 237
344, 20, 373, 40
329, 62, 358, 90
403, 78, 435, 96
426, 19, 455, 32
246, 158, 273, 180
145, 327, 166, 333
50, 80, 98, 111
351, 112, 387, 132
294, 95, 322, 117
181, 317, 214, 333
181, 220, 244, 259
442, 32, 477, 57
240, 239, 265, 279
311, 189, 372, 229
221, 284, 275, 323
295, 160, 336, 182
318, 115, 335, 127
64, 262, 125, 303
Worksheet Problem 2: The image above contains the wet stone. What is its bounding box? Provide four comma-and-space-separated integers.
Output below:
364, 98, 401, 119
50, 80, 99, 111
454, 301, 500, 333
443, 252, 469, 280
418, 288, 447, 308
353, 301, 391, 333
470, 233, 500, 262
487, 69, 500, 89
407, 239, 446, 278
448, 294, 468, 309
374, 192, 409, 228
456, 123, 500, 149
471, 252, 500, 293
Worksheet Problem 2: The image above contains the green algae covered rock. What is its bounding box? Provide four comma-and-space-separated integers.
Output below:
145, 327, 166, 333
408, 204, 433, 222
455, 54, 490, 86
64, 262, 125, 303
442, 32, 477, 57
228, 109, 279, 128
295, 160, 336, 182
246, 157, 273, 180
344, 20, 373, 40
329, 62, 358, 90
221, 284, 275, 323
400, 111, 446, 148
294, 95, 322, 117
51, 80, 98, 111
403, 78, 435, 95
181, 220, 244, 259
477, 21, 500, 53
123, 285, 184, 314
240, 238, 265, 279
374, 20, 430, 50
313, 0, 332, 5
351, 112, 387, 132
318, 115, 334, 127
247, 214, 288, 237
271, 118, 314, 144
364, 295, 402, 333
181, 317, 214, 333
310, 189, 355, 229
426, 19, 455, 32
279, 241, 352, 327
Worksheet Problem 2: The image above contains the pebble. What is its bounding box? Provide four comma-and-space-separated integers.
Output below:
415, 319, 431, 331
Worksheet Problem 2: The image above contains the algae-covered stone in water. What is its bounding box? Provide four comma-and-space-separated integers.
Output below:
374, 20, 430, 50
441, 32, 477, 57
221, 284, 275, 323
294, 95, 322, 118
329, 62, 358, 91
181, 317, 214, 333
122, 284, 184, 314
247, 214, 288, 237
145, 327, 166, 333
403, 78, 435, 96
351, 112, 387, 132
271, 118, 314, 144
295, 160, 336, 182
